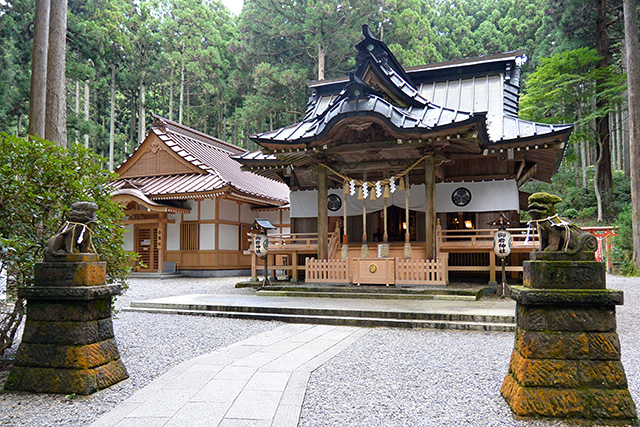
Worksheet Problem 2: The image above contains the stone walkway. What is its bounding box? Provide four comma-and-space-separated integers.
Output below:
90, 324, 369, 427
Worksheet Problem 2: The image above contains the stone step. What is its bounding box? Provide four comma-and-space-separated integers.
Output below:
123, 306, 515, 332
126, 297, 515, 331
258, 285, 486, 298
256, 290, 478, 301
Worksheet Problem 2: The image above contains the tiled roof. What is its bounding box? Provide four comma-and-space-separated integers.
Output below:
113, 115, 289, 204
252, 74, 482, 145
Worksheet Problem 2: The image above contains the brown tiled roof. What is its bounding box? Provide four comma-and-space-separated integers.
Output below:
113, 115, 289, 205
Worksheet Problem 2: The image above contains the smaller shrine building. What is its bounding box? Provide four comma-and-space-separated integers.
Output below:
111, 115, 290, 274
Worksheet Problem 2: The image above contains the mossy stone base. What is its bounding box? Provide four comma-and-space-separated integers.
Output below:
502, 285, 637, 424
524, 260, 605, 290
4, 260, 128, 395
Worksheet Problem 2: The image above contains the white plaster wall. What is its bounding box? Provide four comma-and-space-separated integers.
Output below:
256, 210, 279, 224
167, 213, 180, 251
182, 200, 198, 221
282, 210, 290, 224
219, 224, 239, 250
240, 203, 254, 223
200, 224, 216, 250
281, 227, 290, 235
123, 224, 134, 251
201, 198, 216, 220
218, 199, 238, 222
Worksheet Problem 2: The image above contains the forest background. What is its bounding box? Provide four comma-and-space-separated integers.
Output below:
0, 0, 636, 256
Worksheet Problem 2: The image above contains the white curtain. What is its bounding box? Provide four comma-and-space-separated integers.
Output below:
290, 179, 519, 218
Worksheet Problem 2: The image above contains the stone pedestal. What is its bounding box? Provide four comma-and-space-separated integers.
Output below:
502, 252, 637, 424
5, 254, 128, 395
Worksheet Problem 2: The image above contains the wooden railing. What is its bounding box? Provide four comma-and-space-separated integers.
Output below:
438, 227, 539, 252
305, 258, 350, 283
396, 256, 448, 285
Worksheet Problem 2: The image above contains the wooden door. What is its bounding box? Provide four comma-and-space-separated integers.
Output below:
135, 226, 159, 271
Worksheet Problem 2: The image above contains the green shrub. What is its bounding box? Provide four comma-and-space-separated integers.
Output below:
0, 134, 136, 354
577, 206, 598, 219
563, 208, 579, 218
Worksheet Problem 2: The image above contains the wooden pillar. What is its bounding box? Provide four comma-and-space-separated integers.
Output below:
158, 214, 167, 273
317, 165, 328, 259
425, 156, 436, 259
292, 251, 298, 281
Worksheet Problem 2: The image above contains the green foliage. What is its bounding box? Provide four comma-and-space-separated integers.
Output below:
611, 206, 640, 275
0, 133, 136, 288
564, 208, 578, 218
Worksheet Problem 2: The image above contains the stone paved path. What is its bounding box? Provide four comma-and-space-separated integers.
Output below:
90, 324, 368, 427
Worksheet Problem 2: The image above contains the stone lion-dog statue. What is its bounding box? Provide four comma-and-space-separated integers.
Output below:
44, 201, 98, 261
527, 192, 597, 256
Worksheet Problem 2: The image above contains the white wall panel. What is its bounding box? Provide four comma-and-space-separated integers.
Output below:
167, 221, 180, 250
182, 199, 198, 221
200, 198, 216, 220
241, 203, 254, 223
124, 225, 134, 251
219, 224, 239, 250
200, 224, 216, 250
219, 199, 238, 222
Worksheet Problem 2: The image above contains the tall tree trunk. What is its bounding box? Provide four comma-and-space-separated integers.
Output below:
129, 91, 136, 152
138, 81, 146, 144
179, 61, 184, 124
16, 114, 22, 136
44, 0, 67, 147
594, 0, 613, 220
74, 80, 80, 144
317, 43, 325, 81
109, 65, 116, 172
624, 107, 631, 177
623, 0, 640, 269
83, 80, 89, 148
169, 67, 174, 121
581, 139, 588, 191
29, 0, 50, 138
617, 103, 624, 169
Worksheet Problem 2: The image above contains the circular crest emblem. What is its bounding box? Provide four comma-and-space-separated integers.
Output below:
327, 194, 342, 212
451, 187, 472, 207
369, 264, 378, 274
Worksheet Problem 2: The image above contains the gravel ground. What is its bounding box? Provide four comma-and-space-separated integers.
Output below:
1, 274, 639, 426
0, 276, 280, 427
299, 274, 640, 427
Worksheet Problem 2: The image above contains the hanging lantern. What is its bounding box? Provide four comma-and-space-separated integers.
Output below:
383, 184, 391, 198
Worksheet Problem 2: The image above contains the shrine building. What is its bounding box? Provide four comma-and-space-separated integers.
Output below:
110, 115, 290, 275
234, 25, 573, 285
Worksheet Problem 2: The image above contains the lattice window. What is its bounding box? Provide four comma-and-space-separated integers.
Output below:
180, 222, 199, 251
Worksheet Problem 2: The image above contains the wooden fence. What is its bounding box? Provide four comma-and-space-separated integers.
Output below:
305, 256, 447, 285
305, 258, 350, 283
395, 256, 448, 285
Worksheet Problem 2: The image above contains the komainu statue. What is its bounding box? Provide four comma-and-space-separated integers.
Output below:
527, 192, 597, 256
44, 202, 98, 261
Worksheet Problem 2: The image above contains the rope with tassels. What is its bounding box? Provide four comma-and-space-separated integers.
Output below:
320, 154, 432, 187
